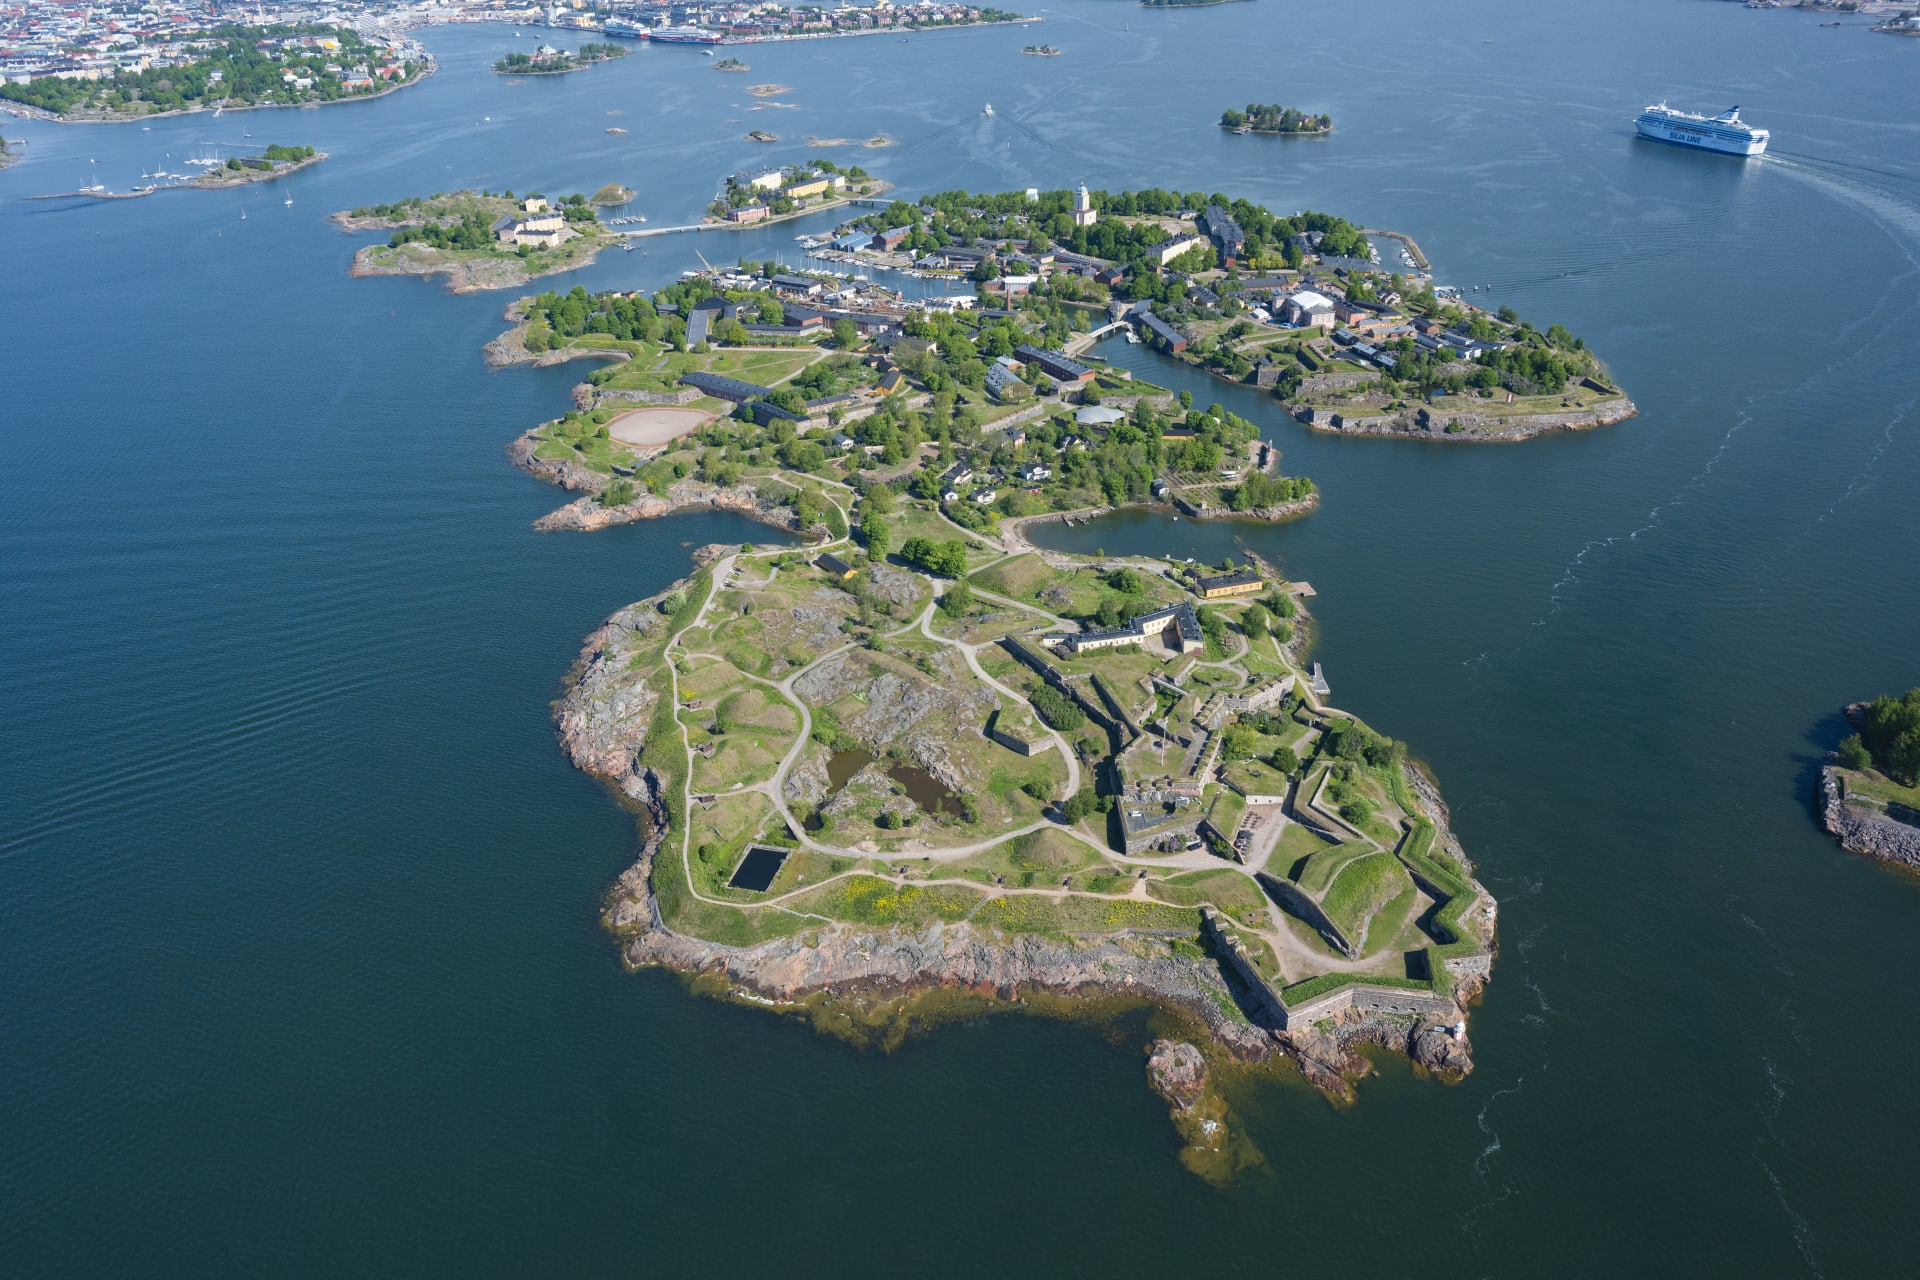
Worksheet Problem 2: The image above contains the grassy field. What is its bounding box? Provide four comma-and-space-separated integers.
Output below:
973, 892, 1199, 938
1842, 767, 1920, 811
1317, 851, 1415, 946
786, 874, 983, 928
1274, 819, 1339, 874
1295, 841, 1375, 895
591, 343, 821, 396
677, 658, 796, 792
945, 828, 1108, 888
971, 555, 1185, 625
1146, 867, 1269, 919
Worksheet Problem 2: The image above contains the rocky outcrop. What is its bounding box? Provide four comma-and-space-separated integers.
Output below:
1287, 396, 1639, 442
1820, 765, 1920, 870
505, 450, 808, 538
1288, 1010, 1473, 1096
554, 600, 669, 803
348, 237, 611, 295
791, 650, 997, 792
1174, 491, 1320, 523
1145, 1039, 1208, 1110
1143, 1037, 1264, 1184
484, 319, 638, 373
506, 432, 605, 495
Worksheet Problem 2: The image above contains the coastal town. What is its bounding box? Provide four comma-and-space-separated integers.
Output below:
0, 14, 429, 116
0, 0, 1029, 93
467, 181, 1632, 448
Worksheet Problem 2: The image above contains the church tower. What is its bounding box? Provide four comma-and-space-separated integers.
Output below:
1071, 183, 1097, 228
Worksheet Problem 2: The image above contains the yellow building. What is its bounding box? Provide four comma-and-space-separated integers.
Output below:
1196, 570, 1263, 600
785, 178, 830, 200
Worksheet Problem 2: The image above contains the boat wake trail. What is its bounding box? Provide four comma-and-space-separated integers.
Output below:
1760, 1161, 1824, 1278
1813, 391, 1916, 525
1762, 153, 1920, 263
1532, 401, 1754, 629
1459, 1077, 1529, 1238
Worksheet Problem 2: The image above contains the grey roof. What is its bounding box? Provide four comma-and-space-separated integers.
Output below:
680, 371, 772, 401
1138, 311, 1184, 345
684, 308, 711, 348
1070, 600, 1204, 650
1197, 570, 1263, 593
1013, 343, 1093, 381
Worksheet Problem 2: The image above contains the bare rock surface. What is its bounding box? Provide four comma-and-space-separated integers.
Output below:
1145, 1039, 1208, 1110
1821, 765, 1920, 870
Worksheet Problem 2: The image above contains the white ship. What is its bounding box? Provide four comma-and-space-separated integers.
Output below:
1635, 103, 1768, 156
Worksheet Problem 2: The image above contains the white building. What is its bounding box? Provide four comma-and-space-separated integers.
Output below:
1071, 183, 1097, 228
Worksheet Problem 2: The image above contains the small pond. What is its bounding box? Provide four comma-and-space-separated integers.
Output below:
804, 747, 964, 828
727, 846, 790, 892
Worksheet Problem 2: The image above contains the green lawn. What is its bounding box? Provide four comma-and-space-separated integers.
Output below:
1842, 767, 1920, 811
972, 892, 1199, 938
1318, 851, 1415, 945
945, 828, 1109, 888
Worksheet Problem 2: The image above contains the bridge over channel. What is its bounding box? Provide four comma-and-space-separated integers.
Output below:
1064, 319, 1134, 355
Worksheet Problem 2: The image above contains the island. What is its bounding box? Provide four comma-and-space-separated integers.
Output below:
0, 136, 18, 171
554, 522, 1492, 1180
810, 185, 1634, 442
705, 159, 889, 227
335, 190, 615, 294
1821, 689, 1920, 870
0, 23, 427, 122
196, 144, 322, 186
746, 131, 779, 144
33, 142, 324, 200
713, 57, 752, 71
1221, 103, 1331, 135
1023, 44, 1063, 55
493, 43, 628, 75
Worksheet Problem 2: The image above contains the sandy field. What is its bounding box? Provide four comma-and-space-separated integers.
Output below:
607, 406, 712, 448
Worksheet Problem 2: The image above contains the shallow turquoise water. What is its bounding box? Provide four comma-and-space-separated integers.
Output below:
4, 2, 1919, 1273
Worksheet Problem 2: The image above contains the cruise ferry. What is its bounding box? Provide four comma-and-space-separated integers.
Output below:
602, 17, 650, 38
649, 25, 723, 44
1635, 103, 1769, 156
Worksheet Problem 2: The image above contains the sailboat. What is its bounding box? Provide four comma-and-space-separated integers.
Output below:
241, 208, 248, 220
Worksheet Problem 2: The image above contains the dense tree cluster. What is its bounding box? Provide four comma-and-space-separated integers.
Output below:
898, 536, 969, 577
1221, 104, 1331, 133
856, 188, 1368, 293
1228, 470, 1314, 512
1842, 688, 1920, 785
1031, 686, 1086, 732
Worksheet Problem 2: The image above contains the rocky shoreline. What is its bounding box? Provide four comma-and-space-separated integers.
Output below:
1818, 704, 1920, 871
1820, 768, 1920, 870
1173, 490, 1319, 521
347, 238, 612, 295
506, 433, 813, 537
